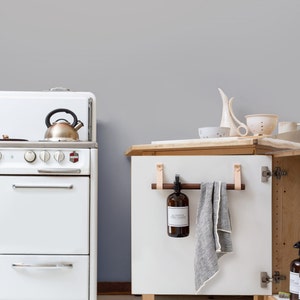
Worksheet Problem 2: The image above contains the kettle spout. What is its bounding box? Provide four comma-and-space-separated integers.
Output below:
74, 120, 84, 131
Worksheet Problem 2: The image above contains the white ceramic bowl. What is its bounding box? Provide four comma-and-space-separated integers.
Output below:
198, 127, 230, 139
245, 114, 278, 136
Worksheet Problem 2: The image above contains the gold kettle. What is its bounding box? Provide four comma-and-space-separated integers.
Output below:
44, 108, 84, 141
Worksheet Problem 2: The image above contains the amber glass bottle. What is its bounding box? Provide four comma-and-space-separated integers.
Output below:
167, 175, 189, 238
290, 241, 300, 300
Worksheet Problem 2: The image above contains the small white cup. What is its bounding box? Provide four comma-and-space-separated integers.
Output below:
278, 121, 299, 134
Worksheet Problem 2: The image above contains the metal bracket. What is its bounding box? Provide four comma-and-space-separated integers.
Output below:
261, 271, 286, 287
261, 166, 287, 182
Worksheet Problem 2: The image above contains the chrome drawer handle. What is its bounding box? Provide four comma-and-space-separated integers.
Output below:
38, 168, 81, 174
12, 184, 73, 189
12, 263, 73, 269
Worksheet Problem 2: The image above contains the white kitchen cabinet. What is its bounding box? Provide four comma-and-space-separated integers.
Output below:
126, 139, 300, 300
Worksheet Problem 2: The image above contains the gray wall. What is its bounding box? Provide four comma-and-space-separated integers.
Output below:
1, 0, 300, 281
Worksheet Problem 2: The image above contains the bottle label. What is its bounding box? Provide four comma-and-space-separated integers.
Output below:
290, 271, 300, 294
167, 206, 189, 227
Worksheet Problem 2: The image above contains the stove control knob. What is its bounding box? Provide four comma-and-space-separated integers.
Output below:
39, 150, 50, 162
24, 150, 36, 163
54, 151, 65, 163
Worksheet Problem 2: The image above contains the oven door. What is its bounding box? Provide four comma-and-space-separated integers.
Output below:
0, 176, 89, 254
0, 255, 89, 300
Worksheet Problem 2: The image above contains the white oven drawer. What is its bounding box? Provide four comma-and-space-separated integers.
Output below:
0, 176, 89, 254
0, 255, 89, 300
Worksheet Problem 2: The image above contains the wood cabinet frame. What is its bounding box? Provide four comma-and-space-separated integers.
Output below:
126, 139, 300, 300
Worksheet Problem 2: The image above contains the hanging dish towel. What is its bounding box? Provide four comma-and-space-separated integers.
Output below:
194, 181, 232, 293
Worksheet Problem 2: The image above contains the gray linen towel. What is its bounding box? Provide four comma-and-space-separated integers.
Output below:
194, 181, 232, 293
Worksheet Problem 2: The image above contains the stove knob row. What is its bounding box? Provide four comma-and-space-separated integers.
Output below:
24, 150, 37, 163
39, 150, 50, 162
24, 150, 66, 163
54, 151, 65, 162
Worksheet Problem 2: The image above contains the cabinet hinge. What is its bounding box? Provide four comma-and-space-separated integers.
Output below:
261, 166, 287, 182
261, 271, 286, 287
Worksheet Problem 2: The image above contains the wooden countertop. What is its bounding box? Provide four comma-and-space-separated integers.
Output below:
125, 137, 300, 156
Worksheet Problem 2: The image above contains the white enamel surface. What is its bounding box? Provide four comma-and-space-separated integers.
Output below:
0, 91, 96, 142
0, 176, 89, 254
0, 255, 89, 300
0, 148, 91, 174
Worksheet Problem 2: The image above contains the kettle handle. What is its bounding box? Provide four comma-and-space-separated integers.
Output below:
45, 108, 78, 128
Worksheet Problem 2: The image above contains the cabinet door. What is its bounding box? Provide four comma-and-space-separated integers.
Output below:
131, 155, 272, 295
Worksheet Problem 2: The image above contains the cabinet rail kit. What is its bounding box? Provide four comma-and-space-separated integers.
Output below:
152, 163, 245, 190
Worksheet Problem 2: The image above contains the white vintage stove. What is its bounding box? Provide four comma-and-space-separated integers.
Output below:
0, 89, 98, 300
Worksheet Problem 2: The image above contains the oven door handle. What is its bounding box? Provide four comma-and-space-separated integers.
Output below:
12, 263, 73, 269
37, 168, 81, 174
12, 184, 73, 189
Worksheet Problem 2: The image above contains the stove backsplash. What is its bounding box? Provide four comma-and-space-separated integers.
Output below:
0, 90, 96, 142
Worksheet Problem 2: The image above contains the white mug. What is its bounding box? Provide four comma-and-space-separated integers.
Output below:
278, 121, 300, 134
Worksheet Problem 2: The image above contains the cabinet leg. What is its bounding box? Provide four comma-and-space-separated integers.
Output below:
253, 296, 270, 300
142, 294, 155, 300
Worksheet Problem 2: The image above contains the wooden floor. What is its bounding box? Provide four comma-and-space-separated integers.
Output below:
98, 296, 138, 300
97, 296, 254, 300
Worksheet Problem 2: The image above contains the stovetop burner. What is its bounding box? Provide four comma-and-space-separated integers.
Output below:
1, 135, 28, 141
0, 139, 28, 141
